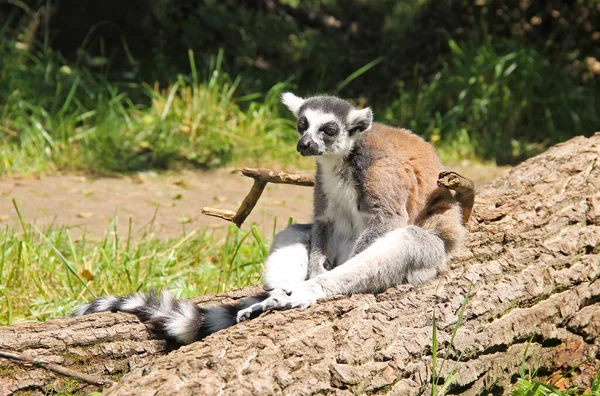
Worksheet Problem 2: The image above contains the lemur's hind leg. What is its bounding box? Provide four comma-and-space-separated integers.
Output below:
237, 224, 312, 322
262, 223, 311, 291
310, 225, 448, 295
239, 225, 448, 322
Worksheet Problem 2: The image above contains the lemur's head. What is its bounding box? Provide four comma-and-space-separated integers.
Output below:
281, 92, 373, 157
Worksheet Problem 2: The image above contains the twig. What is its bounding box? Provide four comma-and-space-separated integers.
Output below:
240, 168, 315, 186
229, 178, 268, 227
201, 168, 315, 227
0, 349, 115, 387
200, 208, 236, 222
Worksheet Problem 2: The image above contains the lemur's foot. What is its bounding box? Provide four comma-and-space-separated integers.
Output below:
236, 283, 322, 323
236, 299, 275, 322
235, 295, 284, 323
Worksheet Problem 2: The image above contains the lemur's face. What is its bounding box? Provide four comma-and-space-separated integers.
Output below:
281, 93, 373, 157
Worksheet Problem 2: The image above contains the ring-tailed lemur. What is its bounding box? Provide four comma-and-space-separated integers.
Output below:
73, 93, 467, 346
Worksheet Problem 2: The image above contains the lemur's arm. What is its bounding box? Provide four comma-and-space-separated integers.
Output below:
354, 171, 475, 256
307, 220, 331, 277
306, 170, 332, 277
352, 188, 410, 256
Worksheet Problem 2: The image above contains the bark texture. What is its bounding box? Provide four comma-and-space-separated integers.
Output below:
2, 133, 600, 395
0, 288, 261, 394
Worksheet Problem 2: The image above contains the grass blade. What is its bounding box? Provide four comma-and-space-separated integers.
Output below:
336, 56, 384, 92
431, 304, 438, 395
438, 282, 471, 380
32, 225, 96, 298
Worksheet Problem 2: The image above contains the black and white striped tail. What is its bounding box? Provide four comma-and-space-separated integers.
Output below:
73, 290, 267, 345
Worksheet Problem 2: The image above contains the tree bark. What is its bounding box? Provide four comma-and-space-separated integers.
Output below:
2, 133, 600, 395
0, 288, 262, 394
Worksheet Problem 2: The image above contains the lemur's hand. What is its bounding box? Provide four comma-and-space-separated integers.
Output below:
236, 282, 325, 323
279, 281, 325, 309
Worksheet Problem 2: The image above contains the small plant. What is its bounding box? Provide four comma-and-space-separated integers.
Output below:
429, 283, 471, 395
512, 340, 600, 396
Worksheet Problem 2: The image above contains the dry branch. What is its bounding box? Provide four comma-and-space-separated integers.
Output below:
202, 167, 475, 228
201, 167, 315, 227
240, 168, 316, 186
2, 134, 600, 395
0, 349, 114, 387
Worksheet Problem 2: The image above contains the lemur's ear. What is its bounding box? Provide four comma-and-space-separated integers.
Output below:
281, 92, 305, 117
347, 107, 373, 135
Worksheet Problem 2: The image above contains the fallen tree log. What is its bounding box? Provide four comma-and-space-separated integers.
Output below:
2, 133, 600, 395
0, 288, 262, 395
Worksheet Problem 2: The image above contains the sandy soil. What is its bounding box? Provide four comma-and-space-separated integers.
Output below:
0, 162, 509, 239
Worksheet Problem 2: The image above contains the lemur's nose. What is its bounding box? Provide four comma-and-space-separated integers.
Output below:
297, 136, 319, 156
297, 137, 310, 151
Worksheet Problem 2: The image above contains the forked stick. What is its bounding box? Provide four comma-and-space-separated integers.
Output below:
201, 168, 475, 228
201, 168, 315, 227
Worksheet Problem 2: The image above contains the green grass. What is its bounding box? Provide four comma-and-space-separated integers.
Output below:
429, 283, 471, 395
512, 341, 600, 396
2, 1, 599, 175
3, 25, 599, 177
384, 39, 600, 164
512, 373, 600, 396
0, 35, 303, 176
0, 204, 276, 325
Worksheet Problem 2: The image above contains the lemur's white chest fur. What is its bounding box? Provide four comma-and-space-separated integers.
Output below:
318, 155, 371, 266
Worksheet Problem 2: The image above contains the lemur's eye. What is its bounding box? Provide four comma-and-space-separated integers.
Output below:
320, 125, 338, 137
297, 117, 308, 133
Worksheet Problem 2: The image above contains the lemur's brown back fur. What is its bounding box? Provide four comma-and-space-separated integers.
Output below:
356, 123, 465, 254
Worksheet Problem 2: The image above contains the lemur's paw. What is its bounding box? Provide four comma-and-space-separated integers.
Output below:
437, 171, 461, 189
280, 282, 324, 310
236, 285, 323, 323
236, 304, 261, 323
236, 291, 287, 323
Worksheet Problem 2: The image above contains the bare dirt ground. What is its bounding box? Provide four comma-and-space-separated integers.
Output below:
0, 162, 509, 239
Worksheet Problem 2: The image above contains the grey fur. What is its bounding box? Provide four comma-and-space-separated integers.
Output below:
307, 167, 332, 276
299, 96, 354, 122
351, 215, 403, 256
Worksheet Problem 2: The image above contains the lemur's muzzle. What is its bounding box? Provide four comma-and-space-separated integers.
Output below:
297, 135, 320, 156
